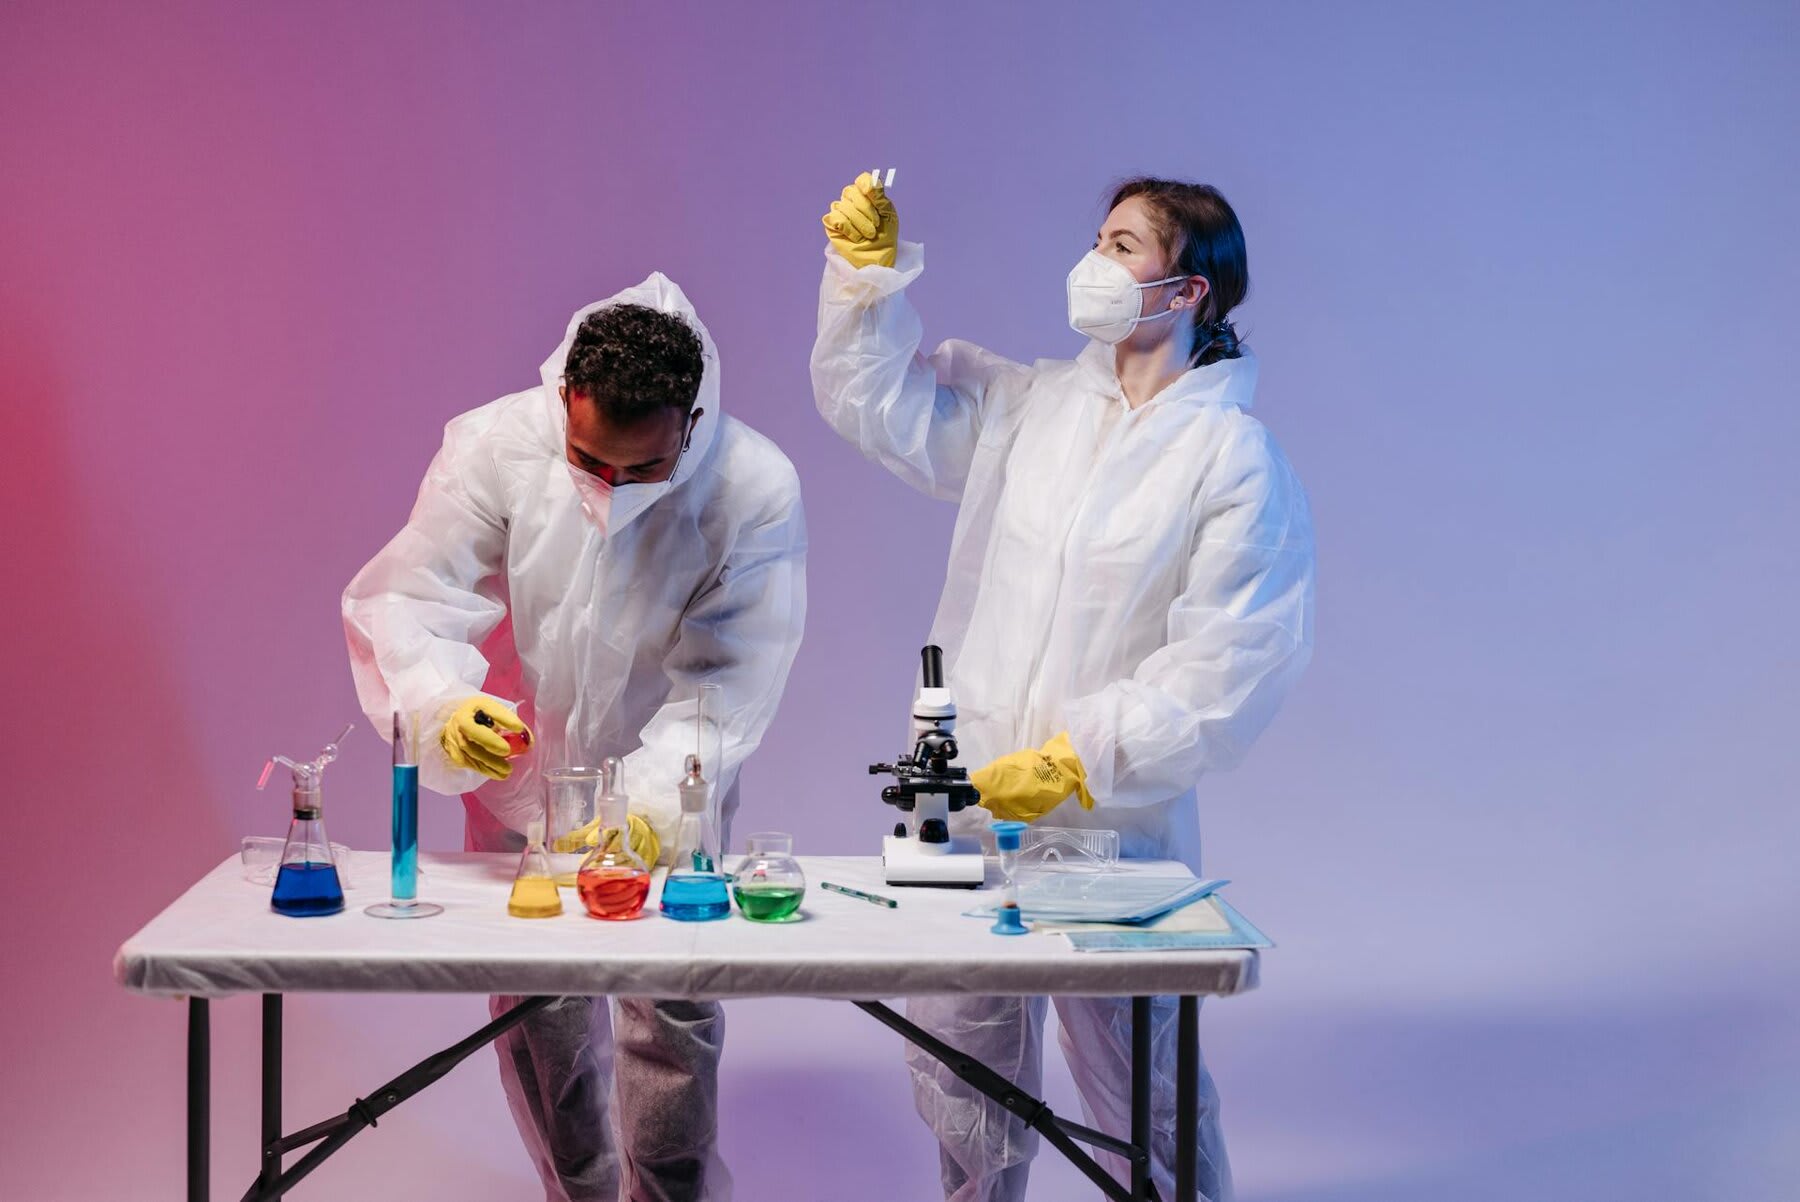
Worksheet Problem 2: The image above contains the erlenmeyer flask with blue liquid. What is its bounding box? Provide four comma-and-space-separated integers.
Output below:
660, 685, 731, 922
259, 724, 352, 917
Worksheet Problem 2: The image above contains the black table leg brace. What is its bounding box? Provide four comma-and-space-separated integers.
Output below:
202, 992, 1198, 1200
855, 999, 1164, 1202
238, 994, 555, 1202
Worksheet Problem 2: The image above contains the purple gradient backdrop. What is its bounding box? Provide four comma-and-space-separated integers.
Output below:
4, 2, 1797, 1198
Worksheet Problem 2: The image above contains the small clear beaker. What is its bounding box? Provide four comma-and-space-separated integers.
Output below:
732, 832, 805, 922
543, 767, 604, 886
242, 836, 353, 887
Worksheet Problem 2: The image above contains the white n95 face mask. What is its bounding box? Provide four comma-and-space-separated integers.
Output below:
567, 463, 614, 535
1066, 250, 1187, 344
566, 430, 690, 538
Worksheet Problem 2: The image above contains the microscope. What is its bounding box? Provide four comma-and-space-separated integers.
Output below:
869, 645, 987, 887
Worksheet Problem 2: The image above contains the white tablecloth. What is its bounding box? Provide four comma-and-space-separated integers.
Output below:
115, 852, 1259, 1000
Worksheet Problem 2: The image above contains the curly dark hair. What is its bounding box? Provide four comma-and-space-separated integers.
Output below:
562, 303, 705, 420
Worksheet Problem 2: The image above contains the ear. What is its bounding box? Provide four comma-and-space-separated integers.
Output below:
1173, 275, 1211, 311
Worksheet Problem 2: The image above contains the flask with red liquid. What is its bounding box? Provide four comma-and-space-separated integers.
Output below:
575, 757, 651, 919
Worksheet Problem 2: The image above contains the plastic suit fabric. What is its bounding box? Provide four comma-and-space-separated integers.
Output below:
905, 994, 1230, 1202
343, 272, 807, 855
472, 816, 730, 1202
346, 273, 805, 1202
811, 241, 1313, 1201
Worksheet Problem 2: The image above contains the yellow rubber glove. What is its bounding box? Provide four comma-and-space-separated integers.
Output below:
553, 812, 661, 867
627, 814, 661, 867
442, 698, 531, 781
821, 172, 898, 269
972, 732, 1096, 823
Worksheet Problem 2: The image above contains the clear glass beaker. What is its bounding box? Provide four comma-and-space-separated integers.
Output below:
732, 832, 805, 922
543, 766, 603, 886
243, 836, 353, 887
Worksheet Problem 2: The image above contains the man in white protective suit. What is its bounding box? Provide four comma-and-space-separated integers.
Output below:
344, 273, 806, 1202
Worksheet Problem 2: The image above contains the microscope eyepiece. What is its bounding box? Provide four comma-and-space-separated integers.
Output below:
920, 645, 945, 689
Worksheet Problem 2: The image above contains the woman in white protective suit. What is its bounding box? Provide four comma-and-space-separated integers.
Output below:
343, 274, 806, 1202
811, 175, 1314, 1202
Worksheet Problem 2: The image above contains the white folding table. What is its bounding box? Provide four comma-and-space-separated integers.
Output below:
116, 851, 1260, 1202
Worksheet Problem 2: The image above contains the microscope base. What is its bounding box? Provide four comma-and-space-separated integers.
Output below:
882, 834, 987, 888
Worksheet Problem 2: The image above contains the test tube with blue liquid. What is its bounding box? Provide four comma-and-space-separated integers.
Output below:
366, 712, 442, 919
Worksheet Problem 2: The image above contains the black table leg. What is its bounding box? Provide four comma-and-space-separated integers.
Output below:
1177, 995, 1198, 1202
242, 995, 555, 1200
855, 1000, 1141, 1201
260, 996, 282, 1194
1132, 996, 1152, 1200
188, 997, 210, 1202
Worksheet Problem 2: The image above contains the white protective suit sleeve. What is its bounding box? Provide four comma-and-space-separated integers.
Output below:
812, 242, 1029, 501
616, 499, 808, 856
342, 408, 511, 797
1061, 423, 1316, 807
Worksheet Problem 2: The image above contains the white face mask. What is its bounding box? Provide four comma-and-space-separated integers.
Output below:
565, 420, 695, 537
560, 389, 703, 537
567, 463, 615, 535
1066, 250, 1187, 345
